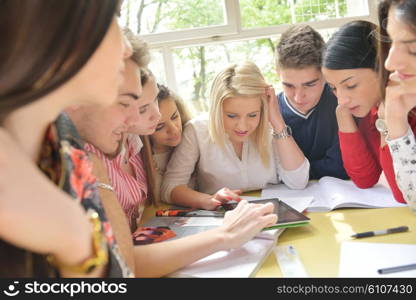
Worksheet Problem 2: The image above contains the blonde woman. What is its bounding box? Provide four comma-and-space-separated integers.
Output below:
161, 61, 310, 210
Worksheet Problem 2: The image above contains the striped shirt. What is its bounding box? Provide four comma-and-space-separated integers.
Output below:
85, 134, 148, 232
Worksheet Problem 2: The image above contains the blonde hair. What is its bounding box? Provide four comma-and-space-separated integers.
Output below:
123, 28, 150, 68
208, 61, 270, 166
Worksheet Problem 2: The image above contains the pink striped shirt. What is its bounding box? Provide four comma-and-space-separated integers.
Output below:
85, 135, 148, 231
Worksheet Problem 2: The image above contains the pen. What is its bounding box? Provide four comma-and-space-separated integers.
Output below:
378, 263, 416, 275
351, 226, 409, 239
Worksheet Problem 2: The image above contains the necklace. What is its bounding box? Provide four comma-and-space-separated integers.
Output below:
154, 159, 164, 176
153, 151, 171, 176
153, 157, 166, 176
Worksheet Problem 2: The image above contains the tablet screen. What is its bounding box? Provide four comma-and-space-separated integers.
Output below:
220, 198, 310, 226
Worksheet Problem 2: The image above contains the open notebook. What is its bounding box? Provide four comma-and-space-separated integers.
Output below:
262, 176, 405, 212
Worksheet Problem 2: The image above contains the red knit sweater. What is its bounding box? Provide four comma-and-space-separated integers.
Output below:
339, 107, 416, 203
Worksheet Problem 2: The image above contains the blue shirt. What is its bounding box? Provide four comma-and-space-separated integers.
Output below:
278, 84, 348, 180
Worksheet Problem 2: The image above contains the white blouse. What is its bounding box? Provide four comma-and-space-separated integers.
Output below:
387, 127, 416, 213
161, 116, 309, 203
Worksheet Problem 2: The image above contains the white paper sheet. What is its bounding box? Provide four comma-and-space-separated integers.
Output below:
339, 242, 416, 277
169, 238, 275, 278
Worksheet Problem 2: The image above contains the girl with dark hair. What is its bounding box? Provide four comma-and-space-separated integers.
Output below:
146, 84, 192, 204
0, 0, 132, 277
322, 20, 408, 204
377, 0, 416, 213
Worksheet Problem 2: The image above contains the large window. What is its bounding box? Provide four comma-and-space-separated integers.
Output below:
172, 38, 280, 113
240, 0, 364, 28
121, 0, 377, 115
121, 0, 226, 35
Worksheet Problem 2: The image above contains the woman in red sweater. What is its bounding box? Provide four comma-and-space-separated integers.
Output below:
321, 20, 410, 204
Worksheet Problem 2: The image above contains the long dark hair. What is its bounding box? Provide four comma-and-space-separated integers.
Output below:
0, 0, 120, 123
377, 0, 416, 99
142, 83, 192, 205
0, 0, 120, 277
323, 20, 378, 71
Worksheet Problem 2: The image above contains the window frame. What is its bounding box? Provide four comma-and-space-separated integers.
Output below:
133, 0, 378, 95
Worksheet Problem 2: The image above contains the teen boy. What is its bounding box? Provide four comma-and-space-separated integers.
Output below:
274, 25, 348, 180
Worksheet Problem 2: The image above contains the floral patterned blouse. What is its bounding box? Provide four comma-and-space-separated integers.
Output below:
0, 113, 133, 277
387, 127, 416, 213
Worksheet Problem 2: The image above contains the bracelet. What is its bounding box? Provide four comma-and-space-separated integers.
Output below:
96, 182, 114, 192
47, 211, 109, 274
272, 124, 292, 139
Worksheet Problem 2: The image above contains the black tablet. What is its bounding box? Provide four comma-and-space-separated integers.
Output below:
221, 198, 310, 230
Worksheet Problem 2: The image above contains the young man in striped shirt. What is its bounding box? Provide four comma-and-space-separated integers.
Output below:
67, 60, 158, 232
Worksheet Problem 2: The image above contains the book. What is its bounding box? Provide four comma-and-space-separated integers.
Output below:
261, 176, 406, 212
155, 198, 311, 230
